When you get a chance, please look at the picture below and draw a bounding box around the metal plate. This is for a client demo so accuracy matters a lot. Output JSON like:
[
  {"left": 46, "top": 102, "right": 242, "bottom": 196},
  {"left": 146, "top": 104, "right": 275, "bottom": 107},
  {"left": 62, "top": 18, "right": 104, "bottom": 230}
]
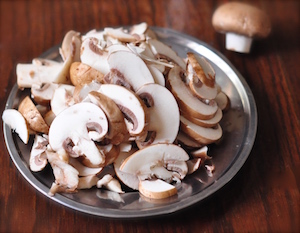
[{"left": 3, "top": 27, "right": 257, "bottom": 218}]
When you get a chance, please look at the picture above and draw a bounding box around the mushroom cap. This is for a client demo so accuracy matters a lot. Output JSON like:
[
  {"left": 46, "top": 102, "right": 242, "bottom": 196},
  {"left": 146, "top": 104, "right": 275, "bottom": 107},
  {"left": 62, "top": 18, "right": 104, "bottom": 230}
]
[{"left": 212, "top": 2, "right": 271, "bottom": 38}]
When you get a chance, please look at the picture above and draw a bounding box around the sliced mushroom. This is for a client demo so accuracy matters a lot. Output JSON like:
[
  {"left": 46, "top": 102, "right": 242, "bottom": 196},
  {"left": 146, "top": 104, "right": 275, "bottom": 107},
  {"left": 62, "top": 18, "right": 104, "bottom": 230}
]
[
  {"left": 181, "top": 107, "right": 223, "bottom": 128},
  {"left": 167, "top": 66, "right": 218, "bottom": 120},
  {"left": 139, "top": 179, "right": 177, "bottom": 199},
  {"left": 46, "top": 150, "right": 79, "bottom": 196},
  {"left": 180, "top": 116, "right": 222, "bottom": 145},
  {"left": 69, "top": 157, "right": 103, "bottom": 176},
  {"left": 114, "top": 148, "right": 139, "bottom": 190},
  {"left": 147, "top": 38, "right": 186, "bottom": 69},
  {"left": 98, "top": 84, "right": 148, "bottom": 136},
  {"left": 73, "top": 81, "right": 102, "bottom": 103},
  {"left": 69, "top": 62, "right": 104, "bottom": 86},
  {"left": 107, "top": 50, "right": 155, "bottom": 91},
  {"left": 18, "top": 96, "right": 49, "bottom": 134},
  {"left": 176, "top": 130, "right": 203, "bottom": 150},
  {"left": 2, "top": 109, "right": 29, "bottom": 144},
  {"left": 187, "top": 158, "right": 202, "bottom": 175},
  {"left": 59, "top": 30, "right": 81, "bottom": 62},
  {"left": 29, "top": 134, "right": 48, "bottom": 172},
  {"left": 97, "top": 174, "right": 124, "bottom": 193},
  {"left": 136, "top": 83, "right": 180, "bottom": 148},
  {"left": 48, "top": 102, "right": 109, "bottom": 167},
  {"left": 89, "top": 91, "right": 129, "bottom": 145},
  {"left": 77, "top": 175, "right": 99, "bottom": 189},
  {"left": 215, "top": 91, "right": 230, "bottom": 111},
  {"left": 80, "top": 37, "right": 110, "bottom": 75},
  {"left": 104, "top": 27, "right": 140, "bottom": 43},
  {"left": 31, "top": 83, "right": 58, "bottom": 106},
  {"left": 120, "top": 144, "right": 189, "bottom": 183},
  {"left": 50, "top": 84, "right": 75, "bottom": 116},
  {"left": 187, "top": 53, "right": 216, "bottom": 89}
]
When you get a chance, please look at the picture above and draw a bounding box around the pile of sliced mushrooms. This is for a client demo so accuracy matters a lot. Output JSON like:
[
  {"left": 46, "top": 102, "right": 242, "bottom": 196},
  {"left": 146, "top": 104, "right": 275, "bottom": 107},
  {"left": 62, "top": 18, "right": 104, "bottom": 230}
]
[{"left": 2, "top": 22, "right": 230, "bottom": 200}]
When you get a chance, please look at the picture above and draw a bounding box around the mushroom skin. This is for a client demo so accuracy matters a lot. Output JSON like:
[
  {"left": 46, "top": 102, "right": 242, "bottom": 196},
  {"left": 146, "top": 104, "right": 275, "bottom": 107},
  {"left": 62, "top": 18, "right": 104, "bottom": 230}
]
[
  {"left": 88, "top": 91, "right": 129, "bottom": 145},
  {"left": 18, "top": 96, "right": 49, "bottom": 134},
  {"left": 212, "top": 2, "right": 271, "bottom": 53}
]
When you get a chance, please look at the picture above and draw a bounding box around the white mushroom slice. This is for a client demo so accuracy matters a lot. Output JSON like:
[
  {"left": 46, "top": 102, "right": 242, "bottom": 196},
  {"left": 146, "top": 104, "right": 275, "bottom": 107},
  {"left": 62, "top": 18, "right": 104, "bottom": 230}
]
[
  {"left": 104, "top": 27, "right": 139, "bottom": 43},
  {"left": 69, "top": 158, "right": 102, "bottom": 176},
  {"left": 187, "top": 158, "right": 202, "bottom": 175},
  {"left": 46, "top": 150, "right": 79, "bottom": 196},
  {"left": 97, "top": 174, "right": 124, "bottom": 193},
  {"left": 99, "top": 84, "right": 147, "bottom": 136},
  {"left": 180, "top": 116, "right": 223, "bottom": 145},
  {"left": 215, "top": 91, "right": 230, "bottom": 111},
  {"left": 107, "top": 50, "right": 155, "bottom": 91},
  {"left": 49, "top": 102, "right": 109, "bottom": 167},
  {"left": 120, "top": 144, "right": 189, "bottom": 183},
  {"left": 82, "top": 29, "right": 106, "bottom": 43},
  {"left": 136, "top": 83, "right": 180, "bottom": 148},
  {"left": 129, "top": 22, "right": 148, "bottom": 36},
  {"left": 29, "top": 134, "right": 48, "bottom": 172},
  {"left": 73, "top": 81, "right": 102, "bottom": 103},
  {"left": 89, "top": 91, "right": 129, "bottom": 145},
  {"left": 191, "top": 146, "right": 212, "bottom": 161},
  {"left": 114, "top": 149, "right": 139, "bottom": 190},
  {"left": 181, "top": 107, "right": 223, "bottom": 128},
  {"left": 147, "top": 64, "right": 165, "bottom": 86},
  {"left": 168, "top": 66, "right": 218, "bottom": 120},
  {"left": 2, "top": 109, "right": 29, "bottom": 144},
  {"left": 18, "top": 96, "right": 49, "bottom": 134},
  {"left": 60, "top": 30, "right": 81, "bottom": 62},
  {"left": 147, "top": 39, "right": 186, "bottom": 69},
  {"left": 187, "top": 53, "right": 216, "bottom": 89},
  {"left": 176, "top": 131, "right": 203, "bottom": 149},
  {"left": 31, "top": 83, "right": 58, "bottom": 106},
  {"left": 32, "top": 58, "right": 61, "bottom": 66},
  {"left": 106, "top": 44, "right": 131, "bottom": 55},
  {"left": 80, "top": 37, "right": 110, "bottom": 75},
  {"left": 77, "top": 175, "right": 99, "bottom": 189},
  {"left": 139, "top": 179, "right": 177, "bottom": 199},
  {"left": 50, "top": 84, "right": 75, "bottom": 116}
]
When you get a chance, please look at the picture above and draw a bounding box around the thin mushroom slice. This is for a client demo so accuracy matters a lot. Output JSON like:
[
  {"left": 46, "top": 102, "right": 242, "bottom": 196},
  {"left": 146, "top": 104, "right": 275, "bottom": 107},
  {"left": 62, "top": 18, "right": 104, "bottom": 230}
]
[
  {"left": 69, "top": 158, "right": 103, "bottom": 177},
  {"left": 104, "top": 27, "right": 141, "bottom": 43},
  {"left": 18, "top": 96, "right": 49, "bottom": 134},
  {"left": 97, "top": 174, "right": 124, "bottom": 193},
  {"left": 2, "top": 109, "right": 29, "bottom": 144},
  {"left": 50, "top": 84, "right": 75, "bottom": 116},
  {"left": 107, "top": 50, "right": 155, "bottom": 91},
  {"left": 187, "top": 53, "right": 216, "bottom": 89},
  {"left": 139, "top": 179, "right": 177, "bottom": 199},
  {"left": 147, "top": 38, "right": 186, "bottom": 69},
  {"left": 48, "top": 102, "right": 109, "bottom": 167},
  {"left": 46, "top": 150, "right": 79, "bottom": 196},
  {"left": 180, "top": 116, "right": 223, "bottom": 145},
  {"left": 31, "top": 83, "right": 58, "bottom": 106},
  {"left": 77, "top": 175, "right": 99, "bottom": 189},
  {"left": 167, "top": 66, "right": 218, "bottom": 120},
  {"left": 80, "top": 37, "right": 110, "bottom": 75},
  {"left": 98, "top": 84, "right": 148, "bottom": 136},
  {"left": 136, "top": 83, "right": 180, "bottom": 148},
  {"left": 120, "top": 144, "right": 189, "bottom": 183},
  {"left": 59, "top": 30, "right": 81, "bottom": 62},
  {"left": 215, "top": 91, "right": 230, "bottom": 111},
  {"left": 181, "top": 107, "right": 223, "bottom": 128},
  {"left": 29, "top": 134, "right": 48, "bottom": 172}
]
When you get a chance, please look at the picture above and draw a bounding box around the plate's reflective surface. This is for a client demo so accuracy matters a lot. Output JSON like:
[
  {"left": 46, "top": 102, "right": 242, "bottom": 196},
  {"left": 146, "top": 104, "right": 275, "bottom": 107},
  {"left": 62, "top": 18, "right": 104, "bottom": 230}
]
[{"left": 3, "top": 27, "right": 257, "bottom": 218}]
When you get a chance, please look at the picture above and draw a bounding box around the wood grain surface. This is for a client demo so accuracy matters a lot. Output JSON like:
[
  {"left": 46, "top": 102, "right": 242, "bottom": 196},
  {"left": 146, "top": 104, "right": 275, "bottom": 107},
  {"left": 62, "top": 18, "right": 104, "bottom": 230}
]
[{"left": 0, "top": 0, "right": 299, "bottom": 232}]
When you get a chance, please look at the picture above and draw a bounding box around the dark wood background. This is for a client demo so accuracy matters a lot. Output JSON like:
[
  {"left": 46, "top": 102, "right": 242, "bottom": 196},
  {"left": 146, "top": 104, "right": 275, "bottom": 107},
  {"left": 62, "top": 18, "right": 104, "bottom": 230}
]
[{"left": 0, "top": 0, "right": 299, "bottom": 232}]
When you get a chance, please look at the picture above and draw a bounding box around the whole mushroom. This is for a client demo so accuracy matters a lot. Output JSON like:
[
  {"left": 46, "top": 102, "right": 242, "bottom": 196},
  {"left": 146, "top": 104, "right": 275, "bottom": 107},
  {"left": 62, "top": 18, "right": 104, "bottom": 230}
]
[{"left": 212, "top": 2, "right": 271, "bottom": 53}]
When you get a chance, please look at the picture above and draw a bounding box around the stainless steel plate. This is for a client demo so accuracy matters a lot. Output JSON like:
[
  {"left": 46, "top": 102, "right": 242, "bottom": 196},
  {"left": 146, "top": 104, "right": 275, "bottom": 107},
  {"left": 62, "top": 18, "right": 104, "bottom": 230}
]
[{"left": 3, "top": 27, "right": 257, "bottom": 218}]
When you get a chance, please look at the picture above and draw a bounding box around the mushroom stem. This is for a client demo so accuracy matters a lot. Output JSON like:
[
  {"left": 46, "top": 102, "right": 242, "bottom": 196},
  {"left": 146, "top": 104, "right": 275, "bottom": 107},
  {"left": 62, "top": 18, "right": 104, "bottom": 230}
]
[{"left": 225, "top": 33, "right": 253, "bottom": 53}]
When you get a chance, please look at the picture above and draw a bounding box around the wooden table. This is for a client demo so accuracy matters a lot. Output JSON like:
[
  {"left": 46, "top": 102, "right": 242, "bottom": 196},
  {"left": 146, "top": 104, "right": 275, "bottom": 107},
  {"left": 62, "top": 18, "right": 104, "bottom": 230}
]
[{"left": 1, "top": 0, "right": 299, "bottom": 232}]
